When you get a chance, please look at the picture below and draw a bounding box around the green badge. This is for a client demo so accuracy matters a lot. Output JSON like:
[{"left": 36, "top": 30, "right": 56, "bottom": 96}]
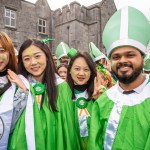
[
  {"left": 33, "top": 83, "right": 45, "bottom": 95},
  {"left": 76, "top": 97, "right": 88, "bottom": 109}
]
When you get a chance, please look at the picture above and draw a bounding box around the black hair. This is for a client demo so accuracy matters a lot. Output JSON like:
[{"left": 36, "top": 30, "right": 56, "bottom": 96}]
[
  {"left": 18, "top": 39, "right": 57, "bottom": 111},
  {"left": 67, "top": 51, "right": 97, "bottom": 99}
]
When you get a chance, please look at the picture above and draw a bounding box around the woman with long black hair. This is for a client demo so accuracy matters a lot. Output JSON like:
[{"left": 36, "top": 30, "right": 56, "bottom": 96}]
[
  {"left": 8, "top": 39, "right": 76, "bottom": 150},
  {"left": 67, "top": 50, "right": 102, "bottom": 150}
]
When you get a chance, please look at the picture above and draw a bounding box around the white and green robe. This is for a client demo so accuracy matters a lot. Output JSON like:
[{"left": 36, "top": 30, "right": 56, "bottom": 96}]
[
  {"left": 0, "top": 75, "right": 29, "bottom": 150},
  {"left": 8, "top": 75, "right": 76, "bottom": 150},
  {"left": 89, "top": 75, "right": 150, "bottom": 150},
  {"left": 73, "top": 89, "right": 93, "bottom": 150}
]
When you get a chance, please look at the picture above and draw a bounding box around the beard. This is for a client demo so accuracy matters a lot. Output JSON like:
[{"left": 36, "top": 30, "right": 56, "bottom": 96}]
[{"left": 112, "top": 63, "right": 143, "bottom": 84}]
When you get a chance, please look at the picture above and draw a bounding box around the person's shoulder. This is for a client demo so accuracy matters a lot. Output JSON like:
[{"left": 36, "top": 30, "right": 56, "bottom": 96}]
[
  {"left": 55, "top": 74, "right": 70, "bottom": 89},
  {"left": 95, "top": 85, "right": 117, "bottom": 105},
  {"left": 55, "top": 74, "right": 65, "bottom": 86}
]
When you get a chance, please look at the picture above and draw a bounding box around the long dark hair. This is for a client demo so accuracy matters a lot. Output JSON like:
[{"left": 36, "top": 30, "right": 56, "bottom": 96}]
[
  {"left": 18, "top": 39, "right": 57, "bottom": 111},
  {"left": 67, "top": 51, "right": 97, "bottom": 99}
]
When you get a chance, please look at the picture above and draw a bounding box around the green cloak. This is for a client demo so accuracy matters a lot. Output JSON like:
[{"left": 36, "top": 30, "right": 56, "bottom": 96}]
[
  {"left": 8, "top": 80, "right": 77, "bottom": 150},
  {"left": 88, "top": 76, "right": 150, "bottom": 150}
]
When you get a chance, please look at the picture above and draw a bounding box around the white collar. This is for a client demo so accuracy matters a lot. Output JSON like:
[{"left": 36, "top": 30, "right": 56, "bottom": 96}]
[{"left": 117, "top": 74, "right": 149, "bottom": 94}]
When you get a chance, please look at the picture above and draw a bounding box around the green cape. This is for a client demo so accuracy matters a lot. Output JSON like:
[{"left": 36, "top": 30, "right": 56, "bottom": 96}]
[
  {"left": 8, "top": 81, "right": 77, "bottom": 150},
  {"left": 88, "top": 80, "right": 150, "bottom": 150}
]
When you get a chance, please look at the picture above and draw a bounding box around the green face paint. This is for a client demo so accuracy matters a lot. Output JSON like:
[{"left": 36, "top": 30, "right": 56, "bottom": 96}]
[
  {"left": 36, "top": 60, "right": 44, "bottom": 65},
  {"left": 70, "top": 69, "right": 74, "bottom": 76},
  {"left": 111, "top": 61, "right": 115, "bottom": 67},
  {"left": 26, "top": 48, "right": 33, "bottom": 56},
  {"left": 2, "top": 54, "right": 6, "bottom": 61},
  {"left": 88, "top": 72, "right": 91, "bottom": 77}
]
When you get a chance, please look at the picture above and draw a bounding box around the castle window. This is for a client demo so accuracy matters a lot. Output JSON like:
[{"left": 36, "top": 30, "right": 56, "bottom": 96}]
[
  {"left": 38, "top": 19, "right": 46, "bottom": 34},
  {"left": 5, "top": 8, "right": 16, "bottom": 28}
]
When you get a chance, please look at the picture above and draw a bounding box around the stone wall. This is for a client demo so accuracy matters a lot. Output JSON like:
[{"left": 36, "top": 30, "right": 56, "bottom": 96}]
[
  {"left": 52, "top": 0, "right": 116, "bottom": 53},
  {"left": 0, "top": 0, "right": 51, "bottom": 50},
  {"left": 0, "top": 0, "right": 116, "bottom": 53}
]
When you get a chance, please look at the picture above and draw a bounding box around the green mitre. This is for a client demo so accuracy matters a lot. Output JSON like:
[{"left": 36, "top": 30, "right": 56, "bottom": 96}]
[
  {"left": 89, "top": 42, "right": 107, "bottom": 62},
  {"left": 144, "top": 53, "right": 150, "bottom": 71},
  {"left": 56, "top": 42, "right": 70, "bottom": 59},
  {"left": 102, "top": 6, "right": 150, "bottom": 57}
]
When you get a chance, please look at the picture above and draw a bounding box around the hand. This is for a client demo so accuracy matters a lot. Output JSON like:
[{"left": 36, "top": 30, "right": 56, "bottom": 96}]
[
  {"left": 92, "top": 71, "right": 104, "bottom": 100},
  {"left": 7, "top": 69, "right": 27, "bottom": 91}
]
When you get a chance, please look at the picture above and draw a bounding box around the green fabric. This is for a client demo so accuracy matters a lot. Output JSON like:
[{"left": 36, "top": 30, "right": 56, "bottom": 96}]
[
  {"left": 8, "top": 82, "right": 77, "bottom": 150},
  {"left": 89, "top": 42, "right": 106, "bottom": 62},
  {"left": 102, "top": 6, "right": 150, "bottom": 57},
  {"left": 88, "top": 93, "right": 150, "bottom": 150},
  {"left": 56, "top": 42, "right": 70, "bottom": 59},
  {"left": 144, "top": 54, "right": 150, "bottom": 71},
  {"left": 67, "top": 48, "right": 78, "bottom": 58},
  {"left": 74, "top": 90, "right": 94, "bottom": 150}
]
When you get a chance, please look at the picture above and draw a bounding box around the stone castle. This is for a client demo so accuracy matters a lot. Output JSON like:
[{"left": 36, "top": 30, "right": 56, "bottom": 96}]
[{"left": 0, "top": 0, "right": 116, "bottom": 53}]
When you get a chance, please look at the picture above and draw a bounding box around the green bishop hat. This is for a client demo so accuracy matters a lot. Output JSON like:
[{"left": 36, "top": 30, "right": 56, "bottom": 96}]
[
  {"left": 56, "top": 42, "right": 70, "bottom": 59},
  {"left": 89, "top": 42, "right": 107, "bottom": 62},
  {"left": 102, "top": 6, "right": 150, "bottom": 57},
  {"left": 144, "top": 53, "right": 150, "bottom": 71}
]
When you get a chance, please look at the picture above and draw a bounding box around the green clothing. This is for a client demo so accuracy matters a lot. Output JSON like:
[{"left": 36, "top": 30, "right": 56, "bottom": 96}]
[
  {"left": 74, "top": 90, "right": 94, "bottom": 150},
  {"left": 89, "top": 75, "right": 150, "bottom": 150},
  {"left": 8, "top": 80, "right": 76, "bottom": 150}
]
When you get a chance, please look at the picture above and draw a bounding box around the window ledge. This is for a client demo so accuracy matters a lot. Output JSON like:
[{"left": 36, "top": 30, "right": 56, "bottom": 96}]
[{"left": 5, "top": 26, "right": 17, "bottom": 31}]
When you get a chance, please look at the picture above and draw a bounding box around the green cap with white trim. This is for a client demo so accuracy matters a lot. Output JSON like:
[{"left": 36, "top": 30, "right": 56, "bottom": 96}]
[
  {"left": 144, "top": 53, "right": 150, "bottom": 71},
  {"left": 89, "top": 42, "right": 107, "bottom": 62},
  {"left": 56, "top": 42, "right": 70, "bottom": 59},
  {"left": 102, "top": 6, "right": 150, "bottom": 57}
]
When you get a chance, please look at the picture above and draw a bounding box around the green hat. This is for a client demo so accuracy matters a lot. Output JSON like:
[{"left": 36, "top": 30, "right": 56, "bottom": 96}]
[
  {"left": 89, "top": 42, "right": 107, "bottom": 62},
  {"left": 103, "top": 6, "right": 150, "bottom": 57},
  {"left": 67, "top": 48, "right": 78, "bottom": 58},
  {"left": 41, "top": 38, "right": 55, "bottom": 43},
  {"left": 144, "top": 53, "right": 150, "bottom": 71},
  {"left": 56, "top": 42, "right": 70, "bottom": 59}
]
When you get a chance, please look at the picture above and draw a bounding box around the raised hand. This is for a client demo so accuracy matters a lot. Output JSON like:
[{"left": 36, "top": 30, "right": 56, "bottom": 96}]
[
  {"left": 7, "top": 69, "right": 27, "bottom": 91},
  {"left": 92, "top": 71, "right": 104, "bottom": 100}
]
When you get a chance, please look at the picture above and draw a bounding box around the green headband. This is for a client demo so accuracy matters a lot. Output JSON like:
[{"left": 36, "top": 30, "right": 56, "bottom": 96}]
[{"left": 41, "top": 38, "right": 55, "bottom": 43}]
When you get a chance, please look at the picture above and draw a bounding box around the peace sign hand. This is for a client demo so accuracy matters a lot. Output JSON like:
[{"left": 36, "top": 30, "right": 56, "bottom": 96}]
[{"left": 92, "top": 71, "right": 104, "bottom": 100}]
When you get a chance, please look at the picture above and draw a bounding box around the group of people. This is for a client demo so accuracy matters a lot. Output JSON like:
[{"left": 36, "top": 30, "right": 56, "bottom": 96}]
[{"left": 0, "top": 6, "right": 150, "bottom": 150}]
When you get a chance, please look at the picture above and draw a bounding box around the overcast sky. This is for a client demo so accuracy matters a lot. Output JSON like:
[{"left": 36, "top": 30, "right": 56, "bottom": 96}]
[{"left": 26, "top": 0, "right": 150, "bottom": 21}]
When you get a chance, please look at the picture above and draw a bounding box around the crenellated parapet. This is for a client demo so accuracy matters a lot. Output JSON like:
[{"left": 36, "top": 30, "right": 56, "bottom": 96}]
[{"left": 53, "top": 1, "right": 101, "bottom": 27}]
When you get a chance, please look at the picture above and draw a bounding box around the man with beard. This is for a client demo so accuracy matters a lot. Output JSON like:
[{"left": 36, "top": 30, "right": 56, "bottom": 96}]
[{"left": 88, "top": 6, "right": 150, "bottom": 150}]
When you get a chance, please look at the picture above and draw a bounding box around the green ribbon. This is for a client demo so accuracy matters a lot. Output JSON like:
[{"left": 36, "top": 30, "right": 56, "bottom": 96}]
[
  {"left": 76, "top": 97, "right": 88, "bottom": 109},
  {"left": 33, "top": 83, "right": 45, "bottom": 95}
]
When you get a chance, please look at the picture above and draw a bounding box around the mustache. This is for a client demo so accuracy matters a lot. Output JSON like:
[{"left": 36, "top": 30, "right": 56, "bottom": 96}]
[{"left": 116, "top": 63, "right": 133, "bottom": 70}]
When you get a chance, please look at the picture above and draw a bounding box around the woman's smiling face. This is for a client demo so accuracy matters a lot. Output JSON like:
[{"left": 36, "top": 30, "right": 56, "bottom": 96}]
[
  {"left": 70, "top": 57, "right": 91, "bottom": 85},
  {"left": 22, "top": 45, "right": 47, "bottom": 81}
]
